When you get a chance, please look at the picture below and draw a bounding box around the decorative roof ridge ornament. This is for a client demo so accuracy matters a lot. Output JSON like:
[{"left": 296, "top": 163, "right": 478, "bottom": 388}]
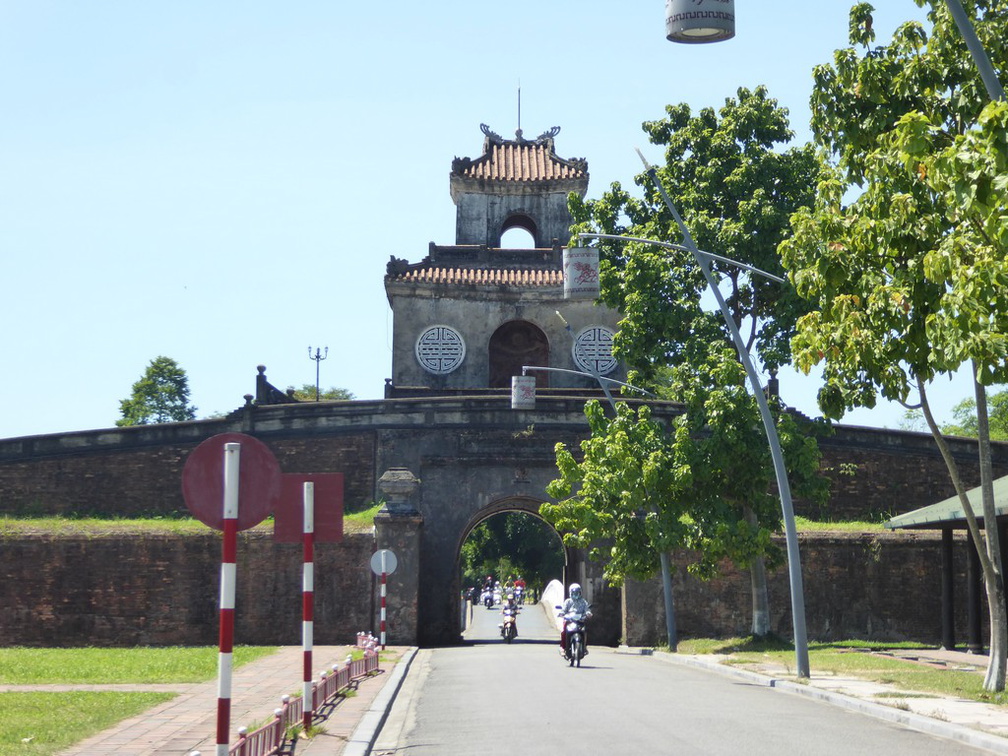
[
  {"left": 535, "top": 126, "right": 561, "bottom": 144},
  {"left": 480, "top": 122, "right": 562, "bottom": 146},
  {"left": 480, "top": 123, "right": 504, "bottom": 145}
]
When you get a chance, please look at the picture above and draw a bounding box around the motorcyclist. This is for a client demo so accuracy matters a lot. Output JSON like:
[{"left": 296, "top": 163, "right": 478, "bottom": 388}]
[
  {"left": 501, "top": 592, "right": 519, "bottom": 638},
  {"left": 558, "top": 583, "right": 591, "bottom": 657}
]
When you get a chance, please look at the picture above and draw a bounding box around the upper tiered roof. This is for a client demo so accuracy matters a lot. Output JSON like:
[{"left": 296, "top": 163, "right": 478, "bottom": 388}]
[{"left": 450, "top": 124, "right": 588, "bottom": 186}]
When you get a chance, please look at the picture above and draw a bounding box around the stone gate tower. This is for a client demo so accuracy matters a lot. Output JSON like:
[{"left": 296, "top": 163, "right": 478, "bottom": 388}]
[{"left": 384, "top": 124, "right": 624, "bottom": 395}]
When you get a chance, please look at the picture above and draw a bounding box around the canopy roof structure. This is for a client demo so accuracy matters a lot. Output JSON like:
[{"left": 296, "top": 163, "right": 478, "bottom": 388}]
[{"left": 886, "top": 475, "right": 1008, "bottom": 530}]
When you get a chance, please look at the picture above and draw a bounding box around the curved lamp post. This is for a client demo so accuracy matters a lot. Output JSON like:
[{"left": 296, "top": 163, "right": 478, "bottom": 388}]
[
  {"left": 570, "top": 149, "right": 810, "bottom": 677},
  {"left": 660, "top": 0, "right": 1007, "bottom": 679}
]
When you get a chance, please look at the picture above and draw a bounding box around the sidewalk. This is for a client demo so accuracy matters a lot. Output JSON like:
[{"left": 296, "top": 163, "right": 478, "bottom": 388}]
[{"left": 49, "top": 645, "right": 410, "bottom": 756}]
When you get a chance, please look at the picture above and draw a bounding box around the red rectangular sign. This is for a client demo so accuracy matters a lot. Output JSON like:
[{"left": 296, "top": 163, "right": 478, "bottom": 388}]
[{"left": 274, "top": 473, "right": 344, "bottom": 543}]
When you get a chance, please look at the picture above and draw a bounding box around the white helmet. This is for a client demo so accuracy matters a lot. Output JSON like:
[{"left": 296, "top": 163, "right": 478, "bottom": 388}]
[{"left": 569, "top": 583, "right": 582, "bottom": 599}]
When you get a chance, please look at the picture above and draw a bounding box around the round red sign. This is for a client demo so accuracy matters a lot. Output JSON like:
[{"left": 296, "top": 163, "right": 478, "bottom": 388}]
[{"left": 181, "top": 433, "right": 281, "bottom": 531}]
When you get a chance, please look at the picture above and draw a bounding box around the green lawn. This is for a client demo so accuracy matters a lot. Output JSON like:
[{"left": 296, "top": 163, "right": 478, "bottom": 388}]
[
  {"left": 0, "top": 690, "right": 174, "bottom": 756},
  {"left": 676, "top": 636, "right": 1008, "bottom": 705},
  {"left": 0, "top": 646, "right": 277, "bottom": 756}
]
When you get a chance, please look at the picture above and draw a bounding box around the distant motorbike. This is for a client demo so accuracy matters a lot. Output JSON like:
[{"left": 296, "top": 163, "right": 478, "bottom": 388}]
[
  {"left": 500, "top": 605, "right": 518, "bottom": 643},
  {"left": 557, "top": 605, "right": 591, "bottom": 667},
  {"left": 482, "top": 590, "right": 494, "bottom": 608}
]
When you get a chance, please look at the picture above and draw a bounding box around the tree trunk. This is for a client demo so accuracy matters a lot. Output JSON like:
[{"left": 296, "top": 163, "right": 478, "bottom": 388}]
[
  {"left": 974, "top": 377, "right": 1007, "bottom": 691},
  {"left": 745, "top": 506, "right": 771, "bottom": 637},
  {"left": 660, "top": 551, "right": 678, "bottom": 651},
  {"left": 919, "top": 375, "right": 1006, "bottom": 692}
]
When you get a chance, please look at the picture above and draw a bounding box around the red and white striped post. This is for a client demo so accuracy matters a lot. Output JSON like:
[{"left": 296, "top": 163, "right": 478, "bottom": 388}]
[
  {"left": 301, "top": 481, "right": 315, "bottom": 731},
  {"left": 379, "top": 550, "right": 387, "bottom": 651},
  {"left": 216, "top": 442, "right": 241, "bottom": 756}
]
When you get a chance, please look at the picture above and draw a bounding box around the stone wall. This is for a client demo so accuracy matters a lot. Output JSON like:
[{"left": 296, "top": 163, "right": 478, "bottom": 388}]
[
  {"left": 623, "top": 531, "right": 971, "bottom": 647},
  {"left": 0, "top": 530, "right": 376, "bottom": 647},
  {"left": 0, "top": 529, "right": 975, "bottom": 648}
]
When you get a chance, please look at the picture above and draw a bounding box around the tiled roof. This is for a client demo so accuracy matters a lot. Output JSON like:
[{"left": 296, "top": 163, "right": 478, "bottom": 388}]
[
  {"left": 451, "top": 124, "right": 588, "bottom": 184},
  {"left": 393, "top": 267, "right": 562, "bottom": 287},
  {"left": 456, "top": 141, "right": 587, "bottom": 183}
]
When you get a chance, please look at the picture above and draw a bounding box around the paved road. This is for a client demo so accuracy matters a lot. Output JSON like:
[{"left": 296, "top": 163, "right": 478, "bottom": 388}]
[{"left": 372, "top": 601, "right": 989, "bottom": 755}]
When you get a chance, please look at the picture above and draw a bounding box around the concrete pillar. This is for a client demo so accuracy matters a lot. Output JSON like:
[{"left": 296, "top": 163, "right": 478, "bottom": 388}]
[{"left": 374, "top": 468, "right": 423, "bottom": 645}]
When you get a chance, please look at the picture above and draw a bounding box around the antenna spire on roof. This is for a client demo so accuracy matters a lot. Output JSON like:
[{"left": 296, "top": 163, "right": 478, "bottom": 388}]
[{"left": 516, "top": 82, "right": 522, "bottom": 141}]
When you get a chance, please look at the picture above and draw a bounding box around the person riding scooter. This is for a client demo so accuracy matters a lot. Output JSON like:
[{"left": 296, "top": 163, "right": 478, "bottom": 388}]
[
  {"left": 500, "top": 592, "right": 520, "bottom": 640},
  {"left": 558, "top": 583, "right": 591, "bottom": 658}
]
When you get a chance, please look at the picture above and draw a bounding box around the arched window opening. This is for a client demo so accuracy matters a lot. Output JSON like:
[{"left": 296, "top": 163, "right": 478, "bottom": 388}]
[
  {"left": 500, "top": 214, "right": 538, "bottom": 248},
  {"left": 489, "top": 321, "right": 549, "bottom": 388}
]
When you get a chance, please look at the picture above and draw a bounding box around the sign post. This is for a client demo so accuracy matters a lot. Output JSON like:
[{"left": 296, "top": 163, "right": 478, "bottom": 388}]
[
  {"left": 369, "top": 549, "right": 398, "bottom": 650},
  {"left": 181, "top": 433, "right": 280, "bottom": 754},
  {"left": 215, "top": 442, "right": 240, "bottom": 756},
  {"left": 302, "top": 481, "right": 315, "bottom": 731}
]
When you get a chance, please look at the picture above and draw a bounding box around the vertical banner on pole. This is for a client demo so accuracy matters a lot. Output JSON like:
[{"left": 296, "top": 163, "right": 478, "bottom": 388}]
[
  {"left": 216, "top": 442, "right": 240, "bottom": 756},
  {"left": 302, "top": 481, "right": 315, "bottom": 731}
]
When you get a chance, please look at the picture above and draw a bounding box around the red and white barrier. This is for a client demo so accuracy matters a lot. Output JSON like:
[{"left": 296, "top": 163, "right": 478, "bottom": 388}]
[
  {"left": 301, "top": 481, "right": 315, "bottom": 731},
  {"left": 216, "top": 442, "right": 241, "bottom": 756}
]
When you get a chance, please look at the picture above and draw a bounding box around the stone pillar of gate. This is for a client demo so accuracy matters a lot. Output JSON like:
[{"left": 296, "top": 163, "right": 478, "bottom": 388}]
[{"left": 374, "top": 468, "right": 423, "bottom": 645}]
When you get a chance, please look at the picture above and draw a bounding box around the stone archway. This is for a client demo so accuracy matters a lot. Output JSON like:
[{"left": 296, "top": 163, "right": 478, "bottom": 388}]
[
  {"left": 488, "top": 321, "right": 549, "bottom": 388},
  {"left": 450, "top": 496, "right": 575, "bottom": 641}
]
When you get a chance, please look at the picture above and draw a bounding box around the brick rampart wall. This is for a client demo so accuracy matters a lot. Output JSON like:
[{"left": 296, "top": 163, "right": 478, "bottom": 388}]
[
  {"left": 0, "top": 531, "right": 376, "bottom": 647},
  {"left": 1, "top": 530, "right": 970, "bottom": 647},
  {"left": 624, "top": 531, "right": 971, "bottom": 647}
]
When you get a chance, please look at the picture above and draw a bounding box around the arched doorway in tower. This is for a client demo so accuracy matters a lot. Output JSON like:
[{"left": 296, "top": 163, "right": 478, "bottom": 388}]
[{"left": 488, "top": 320, "right": 549, "bottom": 388}]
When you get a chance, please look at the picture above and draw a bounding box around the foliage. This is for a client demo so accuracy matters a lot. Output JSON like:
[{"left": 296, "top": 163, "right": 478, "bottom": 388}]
[
  {"left": 544, "top": 401, "right": 692, "bottom": 583},
  {"left": 785, "top": 2, "right": 1008, "bottom": 415},
  {"left": 941, "top": 388, "right": 1008, "bottom": 440},
  {"left": 569, "top": 85, "right": 826, "bottom": 379},
  {"left": 285, "top": 383, "right": 355, "bottom": 401},
  {"left": 543, "top": 357, "right": 828, "bottom": 587},
  {"left": 116, "top": 356, "right": 197, "bottom": 426},
  {"left": 561, "top": 87, "right": 829, "bottom": 602},
  {"left": 781, "top": 0, "right": 1008, "bottom": 690},
  {"left": 458, "top": 511, "right": 565, "bottom": 594}
]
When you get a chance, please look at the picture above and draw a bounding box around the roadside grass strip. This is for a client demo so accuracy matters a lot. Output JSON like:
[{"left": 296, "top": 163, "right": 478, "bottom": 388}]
[{"left": 0, "top": 690, "right": 174, "bottom": 756}]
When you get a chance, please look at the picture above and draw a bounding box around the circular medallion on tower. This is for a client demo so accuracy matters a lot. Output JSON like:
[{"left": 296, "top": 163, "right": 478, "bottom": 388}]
[
  {"left": 572, "top": 325, "right": 617, "bottom": 376},
  {"left": 416, "top": 325, "right": 466, "bottom": 374}
]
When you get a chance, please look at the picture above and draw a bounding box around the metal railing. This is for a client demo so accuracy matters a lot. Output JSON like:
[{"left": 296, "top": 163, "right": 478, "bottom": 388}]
[{"left": 193, "top": 636, "right": 381, "bottom": 756}]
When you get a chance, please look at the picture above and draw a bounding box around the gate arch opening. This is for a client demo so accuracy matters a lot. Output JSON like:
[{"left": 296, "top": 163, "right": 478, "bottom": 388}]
[{"left": 453, "top": 498, "right": 574, "bottom": 642}]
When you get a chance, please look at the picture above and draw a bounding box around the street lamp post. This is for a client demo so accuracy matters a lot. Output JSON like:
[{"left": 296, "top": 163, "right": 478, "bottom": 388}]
[
  {"left": 659, "top": 0, "right": 1007, "bottom": 681},
  {"left": 570, "top": 150, "right": 811, "bottom": 677},
  {"left": 308, "top": 346, "right": 328, "bottom": 402}
]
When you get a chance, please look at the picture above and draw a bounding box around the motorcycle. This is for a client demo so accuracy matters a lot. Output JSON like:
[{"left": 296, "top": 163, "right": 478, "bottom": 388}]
[
  {"left": 500, "top": 604, "right": 518, "bottom": 643},
  {"left": 557, "top": 605, "right": 591, "bottom": 667},
  {"left": 482, "top": 589, "right": 494, "bottom": 608}
]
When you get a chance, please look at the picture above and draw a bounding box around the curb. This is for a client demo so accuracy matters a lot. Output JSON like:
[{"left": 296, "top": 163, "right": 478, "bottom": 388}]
[
  {"left": 342, "top": 647, "right": 418, "bottom": 756},
  {"left": 632, "top": 648, "right": 1008, "bottom": 755}
]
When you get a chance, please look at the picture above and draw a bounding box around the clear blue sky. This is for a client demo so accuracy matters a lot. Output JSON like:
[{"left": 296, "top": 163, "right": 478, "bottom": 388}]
[{"left": 2, "top": 1, "right": 973, "bottom": 439}]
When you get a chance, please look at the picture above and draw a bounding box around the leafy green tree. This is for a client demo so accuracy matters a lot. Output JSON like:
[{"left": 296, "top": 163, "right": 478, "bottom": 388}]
[
  {"left": 781, "top": 1, "right": 1008, "bottom": 690},
  {"left": 117, "top": 356, "right": 197, "bottom": 426},
  {"left": 564, "top": 86, "right": 829, "bottom": 636},
  {"left": 942, "top": 389, "right": 1008, "bottom": 440},
  {"left": 544, "top": 401, "right": 694, "bottom": 586},
  {"left": 285, "top": 384, "right": 355, "bottom": 402}
]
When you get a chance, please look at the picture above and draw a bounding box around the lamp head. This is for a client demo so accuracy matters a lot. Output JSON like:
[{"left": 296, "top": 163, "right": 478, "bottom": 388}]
[{"left": 665, "top": 0, "right": 735, "bottom": 44}]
